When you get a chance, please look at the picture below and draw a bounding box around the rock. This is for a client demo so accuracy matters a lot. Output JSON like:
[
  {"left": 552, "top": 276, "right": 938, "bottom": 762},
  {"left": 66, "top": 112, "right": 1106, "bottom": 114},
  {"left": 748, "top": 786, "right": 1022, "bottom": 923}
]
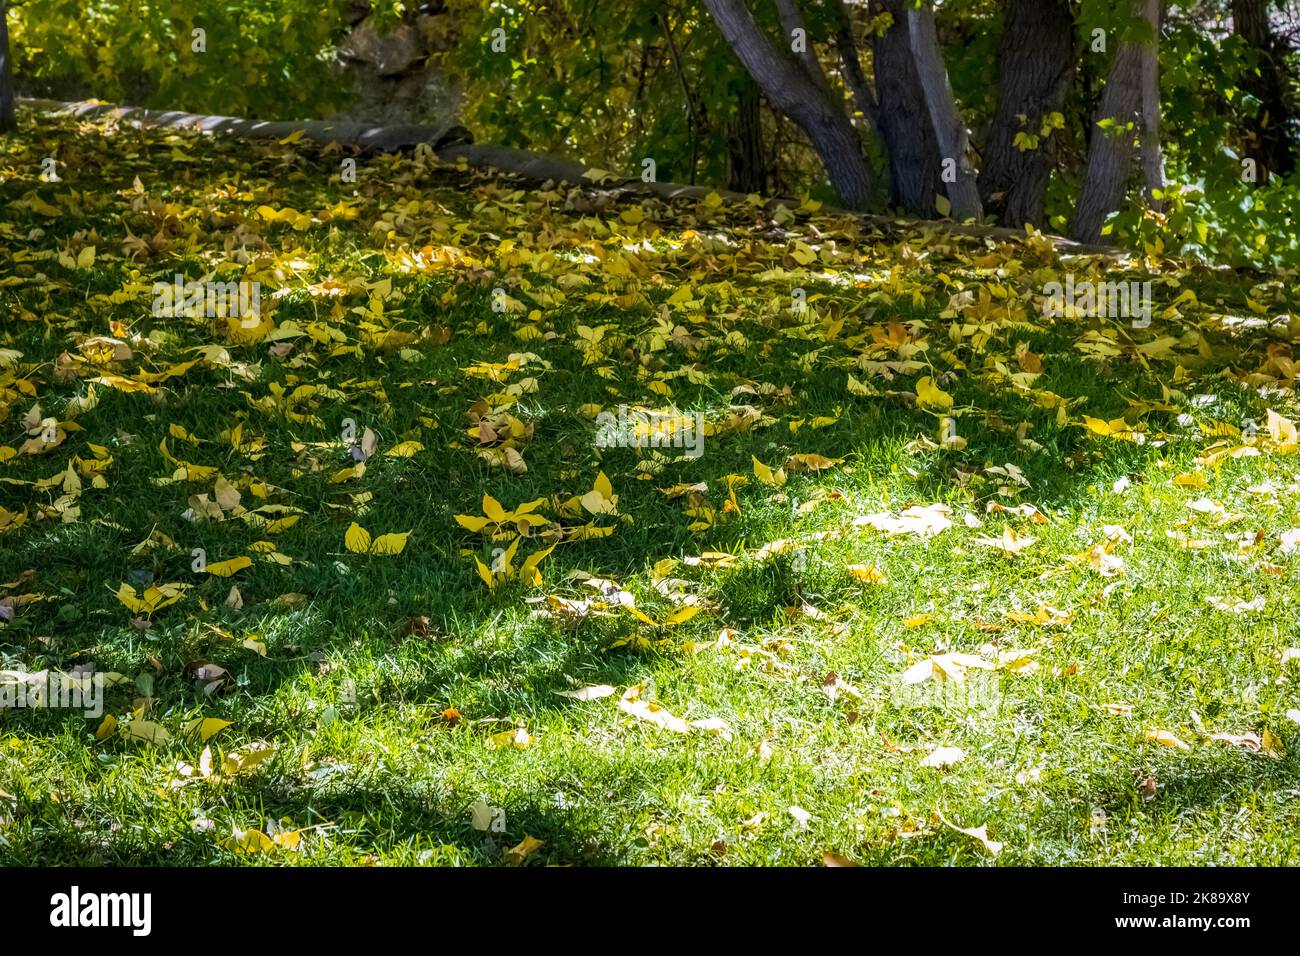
[
  {"left": 342, "top": 17, "right": 424, "bottom": 76},
  {"left": 415, "top": 13, "right": 456, "bottom": 53}
]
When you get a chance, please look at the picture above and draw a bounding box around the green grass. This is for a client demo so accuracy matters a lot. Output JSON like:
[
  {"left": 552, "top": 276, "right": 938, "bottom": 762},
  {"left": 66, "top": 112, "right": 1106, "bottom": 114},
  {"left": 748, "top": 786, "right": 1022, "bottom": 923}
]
[{"left": 1, "top": 108, "right": 1299, "bottom": 865}]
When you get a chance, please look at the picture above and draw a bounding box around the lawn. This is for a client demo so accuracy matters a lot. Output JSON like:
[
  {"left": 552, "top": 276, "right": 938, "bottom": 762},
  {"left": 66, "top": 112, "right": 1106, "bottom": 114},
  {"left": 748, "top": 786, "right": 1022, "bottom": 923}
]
[{"left": 1, "top": 108, "right": 1299, "bottom": 866}]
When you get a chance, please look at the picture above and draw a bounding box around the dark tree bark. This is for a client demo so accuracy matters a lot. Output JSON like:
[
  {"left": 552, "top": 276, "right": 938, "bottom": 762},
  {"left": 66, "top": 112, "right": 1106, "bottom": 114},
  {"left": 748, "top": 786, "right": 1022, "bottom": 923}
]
[
  {"left": 0, "top": 0, "right": 17, "bottom": 134},
  {"left": 872, "top": 0, "right": 942, "bottom": 216},
  {"left": 1232, "top": 0, "right": 1296, "bottom": 179},
  {"left": 827, "top": 0, "right": 879, "bottom": 133},
  {"left": 1138, "top": 0, "right": 1165, "bottom": 210},
  {"left": 979, "top": 0, "right": 1077, "bottom": 227},
  {"left": 905, "top": 0, "right": 982, "bottom": 219},
  {"left": 774, "top": 0, "right": 831, "bottom": 95},
  {"left": 727, "top": 76, "right": 769, "bottom": 193},
  {"left": 1070, "top": 5, "right": 1150, "bottom": 243},
  {"left": 703, "top": 0, "right": 875, "bottom": 209}
]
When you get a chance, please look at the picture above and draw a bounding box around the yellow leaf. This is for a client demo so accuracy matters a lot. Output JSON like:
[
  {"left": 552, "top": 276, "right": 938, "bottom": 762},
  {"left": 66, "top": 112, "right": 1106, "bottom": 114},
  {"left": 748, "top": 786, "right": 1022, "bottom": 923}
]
[
  {"left": 1262, "top": 728, "right": 1285, "bottom": 757},
  {"left": 498, "top": 536, "right": 520, "bottom": 575},
  {"left": 488, "top": 727, "right": 534, "bottom": 749},
  {"left": 240, "top": 505, "right": 302, "bottom": 534},
  {"left": 456, "top": 514, "right": 490, "bottom": 532},
  {"left": 222, "top": 742, "right": 274, "bottom": 775},
  {"left": 518, "top": 543, "right": 555, "bottom": 586},
  {"left": 973, "top": 527, "right": 1037, "bottom": 556},
  {"left": 30, "top": 195, "right": 62, "bottom": 216},
  {"left": 475, "top": 557, "right": 496, "bottom": 589},
  {"left": 580, "top": 471, "right": 619, "bottom": 515},
  {"left": 94, "top": 713, "right": 118, "bottom": 740},
  {"left": 618, "top": 683, "right": 690, "bottom": 732},
  {"left": 89, "top": 373, "right": 154, "bottom": 393},
  {"left": 847, "top": 373, "right": 876, "bottom": 397},
  {"left": 617, "top": 682, "right": 728, "bottom": 735},
  {"left": 222, "top": 828, "right": 275, "bottom": 854},
  {"left": 329, "top": 462, "right": 366, "bottom": 483},
  {"left": 752, "top": 456, "right": 787, "bottom": 487},
  {"left": 902, "top": 653, "right": 994, "bottom": 685},
  {"left": 847, "top": 564, "right": 888, "bottom": 584},
  {"left": 664, "top": 605, "right": 702, "bottom": 626},
  {"left": 114, "top": 582, "right": 190, "bottom": 615},
  {"left": 482, "top": 494, "right": 507, "bottom": 523},
  {"left": 115, "top": 582, "right": 147, "bottom": 614},
  {"left": 1145, "top": 728, "right": 1191, "bottom": 750},
  {"left": 344, "top": 522, "right": 373, "bottom": 553},
  {"left": 369, "top": 531, "right": 410, "bottom": 556},
  {"left": 624, "top": 605, "right": 656, "bottom": 626},
  {"left": 385, "top": 441, "right": 424, "bottom": 458},
  {"left": 1081, "top": 416, "right": 1143, "bottom": 443},
  {"left": 784, "top": 453, "right": 841, "bottom": 472},
  {"left": 273, "top": 829, "right": 302, "bottom": 850},
  {"left": 185, "top": 717, "right": 232, "bottom": 741},
  {"left": 915, "top": 376, "right": 953, "bottom": 413},
  {"left": 503, "top": 834, "right": 545, "bottom": 865},
  {"left": 205, "top": 556, "right": 252, "bottom": 577}
]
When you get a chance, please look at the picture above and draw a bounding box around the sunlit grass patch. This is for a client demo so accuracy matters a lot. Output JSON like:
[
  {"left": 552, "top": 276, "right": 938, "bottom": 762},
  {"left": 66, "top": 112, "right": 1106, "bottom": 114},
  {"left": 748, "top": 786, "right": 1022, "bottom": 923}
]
[{"left": 1, "top": 111, "right": 1299, "bottom": 865}]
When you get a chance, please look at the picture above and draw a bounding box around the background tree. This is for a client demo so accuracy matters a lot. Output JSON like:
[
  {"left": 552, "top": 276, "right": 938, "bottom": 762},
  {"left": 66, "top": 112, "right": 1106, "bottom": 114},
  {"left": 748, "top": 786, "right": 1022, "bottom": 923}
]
[
  {"left": 704, "top": 0, "right": 981, "bottom": 217},
  {"left": 0, "top": 0, "right": 16, "bottom": 133},
  {"left": 901, "top": 0, "right": 982, "bottom": 218},
  {"left": 702, "top": 0, "right": 875, "bottom": 207},
  {"left": 978, "top": 0, "right": 1077, "bottom": 227},
  {"left": 871, "top": 0, "right": 942, "bottom": 215},
  {"left": 1232, "top": 0, "right": 1297, "bottom": 179},
  {"left": 1072, "top": 0, "right": 1162, "bottom": 243},
  {"left": 1138, "top": 0, "right": 1165, "bottom": 210}
]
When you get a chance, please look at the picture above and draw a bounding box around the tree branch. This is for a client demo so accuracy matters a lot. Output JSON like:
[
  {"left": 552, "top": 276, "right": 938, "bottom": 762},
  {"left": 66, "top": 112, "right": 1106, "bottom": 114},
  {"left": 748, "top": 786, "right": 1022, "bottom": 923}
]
[
  {"left": 773, "top": 0, "right": 831, "bottom": 94},
  {"left": 826, "top": 0, "right": 880, "bottom": 133}
]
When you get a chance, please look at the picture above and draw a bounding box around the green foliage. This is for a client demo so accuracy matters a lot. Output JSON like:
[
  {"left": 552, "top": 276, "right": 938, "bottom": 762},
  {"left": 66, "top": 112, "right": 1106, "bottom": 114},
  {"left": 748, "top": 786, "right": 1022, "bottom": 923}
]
[
  {"left": 11, "top": 0, "right": 363, "bottom": 119},
  {"left": 442, "top": 0, "right": 753, "bottom": 185}
]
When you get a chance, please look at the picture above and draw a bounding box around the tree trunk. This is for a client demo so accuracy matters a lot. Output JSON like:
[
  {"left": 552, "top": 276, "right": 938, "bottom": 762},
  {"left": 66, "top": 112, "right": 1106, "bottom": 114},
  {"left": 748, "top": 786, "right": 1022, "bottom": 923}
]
[
  {"left": 1138, "top": 0, "right": 1164, "bottom": 211},
  {"left": 1070, "top": 6, "right": 1148, "bottom": 243},
  {"left": 872, "top": 0, "right": 942, "bottom": 216},
  {"left": 0, "top": 0, "right": 16, "bottom": 134},
  {"left": 1232, "top": 0, "right": 1296, "bottom": 179},
  {"left": 774, "top": 0, "right": 831, "bottom": 95},
  {"left": 703, "top": 0, "right": 875, "bottom": 209},
  {"left": 979, "top": 0, "right": 1076, "bottom": 228},
  {"left": 727, "top": 77, "right": 769, "bottom": 194},
  {"left": 905, "top": 1, "right": 982, "bottom": 219}
]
